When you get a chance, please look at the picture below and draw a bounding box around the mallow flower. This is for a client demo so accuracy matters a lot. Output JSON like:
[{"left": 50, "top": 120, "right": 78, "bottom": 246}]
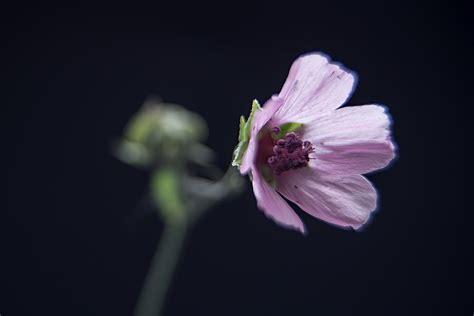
[{"left": 233, "top": 53, "right": 396, "bottom": 233}]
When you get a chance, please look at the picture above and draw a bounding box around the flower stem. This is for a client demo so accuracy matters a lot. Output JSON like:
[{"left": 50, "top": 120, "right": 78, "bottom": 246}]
[
  {"left": 133, "top": 166, "right": 245, "bottom": 316},
  {"left": 133, "top": 222, "right": 187, "bottom": 316}
]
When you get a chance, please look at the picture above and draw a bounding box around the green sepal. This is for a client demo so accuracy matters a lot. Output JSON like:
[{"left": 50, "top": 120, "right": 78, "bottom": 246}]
[
  {"left": 232, "top": 99, "right": 261, "bottom": 167},
  {"left": 273, "top": 122, "right": 304, "bottom": 140},
  {"left": 238, "top": 115, "right": 247, "bottom": 142}
]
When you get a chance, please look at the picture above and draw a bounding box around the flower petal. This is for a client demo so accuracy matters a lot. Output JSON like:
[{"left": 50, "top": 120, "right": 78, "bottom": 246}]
[
  {"left": 305, "top": 104, "right": 395, "bottom": 175},
  {"left": 251, "top": 167, "right": 306, "bottom": 233},
  {"left": 277, "top": 168, "right": 377, "bottom": 229},
  {"left": 274, "top": 52, "right": 357, "bottom": 124},
  {"left": 240, "top": 96, "right": 284, "bottom": 175}
]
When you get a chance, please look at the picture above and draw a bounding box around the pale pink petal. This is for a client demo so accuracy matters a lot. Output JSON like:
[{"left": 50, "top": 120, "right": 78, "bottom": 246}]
[
  {"left": 277, "top": 168, "right": 377, "bottom": 229},
  {"left": 311, "top": 142, "right": 394, "bottom": 175},
  {"left": 305, "top": 104, "right": 395, "bottom": 175},
  {"left": 240, "top": 96, "right": 284, "bottom": 175},
  {"left": 251, "top": 167, "right": 306, "bottom": 233},
  {"left": 273, "top": 53, "right": 357, "bottom": 124}
]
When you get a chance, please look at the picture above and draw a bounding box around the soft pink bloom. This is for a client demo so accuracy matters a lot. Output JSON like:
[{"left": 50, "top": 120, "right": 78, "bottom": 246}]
[{"left": 241, "top": 53, "right": 396, "bottom": 233}]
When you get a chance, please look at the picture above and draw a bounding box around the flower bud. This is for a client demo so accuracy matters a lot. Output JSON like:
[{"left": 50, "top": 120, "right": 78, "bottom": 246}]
[{"left": 115, "top": 97, "right": 208, "bottom": 167}]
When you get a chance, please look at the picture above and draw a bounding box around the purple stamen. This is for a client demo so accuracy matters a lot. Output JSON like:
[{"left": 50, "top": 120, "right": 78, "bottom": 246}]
[{"left": 267, "top": 132, "right": 315, "bottom": 175}]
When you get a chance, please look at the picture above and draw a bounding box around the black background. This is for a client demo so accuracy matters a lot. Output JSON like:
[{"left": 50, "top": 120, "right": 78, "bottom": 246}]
[{"left": 2, "top": 1, "right": 471, "bottom": 315}]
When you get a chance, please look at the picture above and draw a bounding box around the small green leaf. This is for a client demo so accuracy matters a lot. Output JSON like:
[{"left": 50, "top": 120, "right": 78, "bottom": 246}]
[
  {"left": 232, "top": 100, "right": 262, "bottom": 167},
  {"left": 273, "top": 122, "right": 304, "bottom": 139}
]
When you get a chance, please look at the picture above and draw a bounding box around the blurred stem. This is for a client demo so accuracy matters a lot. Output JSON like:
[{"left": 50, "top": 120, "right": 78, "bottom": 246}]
[
  {"left": 133, "top": 165, "right": 244, "bottom": 316},
  {"left": 133, "top": 221, "right": 187, "bottom": 316}
]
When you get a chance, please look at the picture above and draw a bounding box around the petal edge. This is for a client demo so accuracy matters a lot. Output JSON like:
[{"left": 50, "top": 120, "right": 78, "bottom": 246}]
[
  {"left": 252, "top": 167, "right": 306, "bottom": 233},
  {"left": 274, "top": 52, "right": 357, "bottom": 123},
  {"left": 278, "top": 169, "right": 377, "bottom": 230}
]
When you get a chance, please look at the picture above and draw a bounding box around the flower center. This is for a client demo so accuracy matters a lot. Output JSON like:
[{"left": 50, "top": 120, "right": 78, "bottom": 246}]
[{"left": 266, "top": 131, "right": 314, "bottom": 176}]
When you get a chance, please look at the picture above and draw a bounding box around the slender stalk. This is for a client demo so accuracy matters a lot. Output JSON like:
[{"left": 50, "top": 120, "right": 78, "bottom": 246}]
[
  {"left": 133, "top": 166, "right": 244, "bottom": 316},
  {"left": 133, "top": 222, "right": 187, "bottom": 316}
]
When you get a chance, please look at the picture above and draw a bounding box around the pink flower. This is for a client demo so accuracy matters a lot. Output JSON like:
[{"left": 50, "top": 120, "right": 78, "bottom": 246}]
[{"left": 234, "top": 53, "right": 396, "bottom": 233}]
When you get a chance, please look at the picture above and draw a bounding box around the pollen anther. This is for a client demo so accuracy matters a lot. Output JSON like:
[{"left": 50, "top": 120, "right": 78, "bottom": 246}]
[{"left": 267, "top": 132, "right": 314, "bottom": 175}]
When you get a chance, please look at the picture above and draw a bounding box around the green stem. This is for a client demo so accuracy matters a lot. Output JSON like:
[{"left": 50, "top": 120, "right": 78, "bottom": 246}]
[
  {"left": 134, "top": 165, "right": 244, "bottom": 316},
  {"left": 133, "top": 222, "right": 188, "bottom": 316}
]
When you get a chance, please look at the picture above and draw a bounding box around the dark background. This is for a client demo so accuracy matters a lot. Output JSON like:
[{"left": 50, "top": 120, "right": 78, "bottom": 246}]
[{"left": 2, "top": 1, "right": 471, "bottom": 315}]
